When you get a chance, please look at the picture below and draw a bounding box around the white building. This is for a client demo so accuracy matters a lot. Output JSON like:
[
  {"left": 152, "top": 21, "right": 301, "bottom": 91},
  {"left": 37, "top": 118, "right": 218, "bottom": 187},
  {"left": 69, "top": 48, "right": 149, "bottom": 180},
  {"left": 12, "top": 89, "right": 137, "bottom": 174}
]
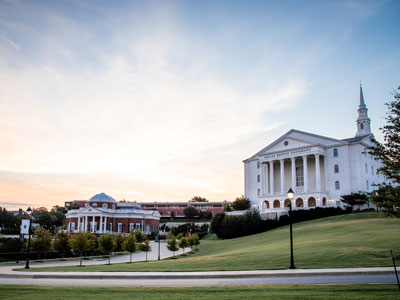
[{"left": 243, "top": 86, "right": 385, "bottom": 219}]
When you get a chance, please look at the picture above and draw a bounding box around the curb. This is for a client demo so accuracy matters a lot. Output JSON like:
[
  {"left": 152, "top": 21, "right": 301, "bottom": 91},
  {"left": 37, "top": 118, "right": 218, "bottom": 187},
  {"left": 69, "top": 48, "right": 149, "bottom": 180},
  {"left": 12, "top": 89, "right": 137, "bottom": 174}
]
[{"left": 0, "top": 269, "right": 396, "bottom": 280}]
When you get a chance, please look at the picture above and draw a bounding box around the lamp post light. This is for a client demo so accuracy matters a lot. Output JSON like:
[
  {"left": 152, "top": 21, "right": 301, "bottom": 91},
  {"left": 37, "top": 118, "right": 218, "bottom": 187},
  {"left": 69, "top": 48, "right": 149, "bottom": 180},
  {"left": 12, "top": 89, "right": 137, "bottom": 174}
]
[
  {"left": 25, "top": 207, "right": 32, "bottom": 269},
  {"left": 287, "top": 188, "right": 295, "bottom": 269}
]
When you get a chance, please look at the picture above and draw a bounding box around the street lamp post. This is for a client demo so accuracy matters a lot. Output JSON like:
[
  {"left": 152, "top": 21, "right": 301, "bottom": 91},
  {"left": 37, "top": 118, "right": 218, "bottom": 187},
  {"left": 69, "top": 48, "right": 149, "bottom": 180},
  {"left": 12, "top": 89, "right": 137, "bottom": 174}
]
[
  {"left": 157, "top": 231, "right": 161, "bottom": 260},
  {"left": 25, "top": 207, "right": 32, "bottom": 269},
  {"left": 287, "top": 189, "right": 296, "bottom": 269}
]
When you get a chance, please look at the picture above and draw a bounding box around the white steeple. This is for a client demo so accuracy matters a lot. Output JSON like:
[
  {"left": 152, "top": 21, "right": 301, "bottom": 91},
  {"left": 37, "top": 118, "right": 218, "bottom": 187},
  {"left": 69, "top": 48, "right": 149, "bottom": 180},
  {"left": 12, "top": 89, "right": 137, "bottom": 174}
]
[{"left": 355, "top": 83, "right": 371, "bottom": 137}]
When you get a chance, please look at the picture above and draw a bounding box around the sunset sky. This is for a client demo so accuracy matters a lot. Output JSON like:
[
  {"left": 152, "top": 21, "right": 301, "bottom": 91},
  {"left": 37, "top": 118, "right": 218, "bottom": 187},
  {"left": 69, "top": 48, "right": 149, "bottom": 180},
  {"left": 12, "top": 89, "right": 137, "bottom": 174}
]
[{"left": 0, "top": 0, "right": 399, "bottom": 210}]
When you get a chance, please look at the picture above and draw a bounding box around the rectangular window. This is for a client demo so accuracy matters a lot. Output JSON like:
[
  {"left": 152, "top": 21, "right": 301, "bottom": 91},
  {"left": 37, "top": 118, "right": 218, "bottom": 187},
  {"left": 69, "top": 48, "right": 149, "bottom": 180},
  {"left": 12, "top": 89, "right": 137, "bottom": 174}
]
[
  {"left": 257, "top": 161, "right": 260, "bottom": 169},
  {"left": 371, "top": 166, "right": 374, "bottom": 175},
  {"left": 257, "top": 174, "right": 260, "bottom": 182},
  {"left": 365, "top": 164, "right": 368, "bottom": 173},
  {"left": 129, "top": 223, "right": 135, "bottom": 232},
  {"left": 146, "top": 224, "right": 150, "bottom": 234},
  {"left": 257, "top": 188, "right": 260, "bottom": 196},
  {"left": 71, "top": 222, "right": 76, "bottom": 230},
  {"left": 136, "top": 223, "right": 141, "bottom": 231},
  {"left": 118, "top": 223, "right": 122, "bottom": 233},
  {"left": 296, "top": 166, "right": 304, "bottom": 187}
]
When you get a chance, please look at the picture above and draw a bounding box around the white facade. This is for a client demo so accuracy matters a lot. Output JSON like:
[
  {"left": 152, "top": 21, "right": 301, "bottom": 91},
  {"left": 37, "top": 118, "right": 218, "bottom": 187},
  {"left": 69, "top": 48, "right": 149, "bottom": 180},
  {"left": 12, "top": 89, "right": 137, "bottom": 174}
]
[{"left": 243, "top": 86, "right": 385, "bottom": 219}]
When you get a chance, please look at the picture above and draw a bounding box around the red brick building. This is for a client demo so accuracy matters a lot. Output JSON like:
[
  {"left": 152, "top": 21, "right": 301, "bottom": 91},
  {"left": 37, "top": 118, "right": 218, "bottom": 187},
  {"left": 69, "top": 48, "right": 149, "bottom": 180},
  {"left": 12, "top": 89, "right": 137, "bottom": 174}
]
[
  {"left": 65, "top": 193, "right": 160, "bottom": 235},
  {"left": 139, "top": 201, "right": 229, "bottom": 218}
]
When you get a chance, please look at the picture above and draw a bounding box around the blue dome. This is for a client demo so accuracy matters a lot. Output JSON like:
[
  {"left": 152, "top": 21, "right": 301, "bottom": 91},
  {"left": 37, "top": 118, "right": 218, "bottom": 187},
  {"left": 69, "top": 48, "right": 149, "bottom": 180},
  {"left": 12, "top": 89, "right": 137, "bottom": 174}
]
[{"left": 89, "top": 193, "right": 117, "bottom": 203}]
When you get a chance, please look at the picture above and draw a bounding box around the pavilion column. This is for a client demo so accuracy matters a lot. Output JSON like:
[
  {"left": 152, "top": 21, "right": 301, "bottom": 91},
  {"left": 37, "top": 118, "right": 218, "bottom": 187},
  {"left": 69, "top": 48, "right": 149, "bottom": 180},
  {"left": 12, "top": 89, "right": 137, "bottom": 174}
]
[
  {"left": 104, "top": 216, "right": 108, "bottom": 233},
  {"left": 303, "top": 155, "right": 308, "bottom": 193},
  {"left": 315, "top": 154, "right": 321, "bottom": 191},
  {"left": 77, "top": 216, "right": 81, "bottom": 233},
  {"left": 269, "top": 161, "right": 274, "bottom": 195},
  {"left": 99, "top": 215, "right": 103, "bottom": 233},
  {"left": 291, "top": 158, "right": 296, "bottom": 192},
  {"left": 92, "top": 216, "right": 95, "bottom": 233},
  {"left": 84, "top": 216, "right": 88, "bottom": 232},
  {"left": 260, "top": 162, "right": 265, "bottom": 196},
  {"left": 280, "top": 159, "right": 285, "bottom": 194}
]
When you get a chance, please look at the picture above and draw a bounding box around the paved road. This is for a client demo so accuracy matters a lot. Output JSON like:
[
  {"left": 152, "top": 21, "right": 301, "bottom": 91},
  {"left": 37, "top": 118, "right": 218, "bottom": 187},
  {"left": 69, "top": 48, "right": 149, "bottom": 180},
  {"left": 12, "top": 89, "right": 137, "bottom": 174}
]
[{"left": 0, "top": 273, "right": 397, "bottom": 287}]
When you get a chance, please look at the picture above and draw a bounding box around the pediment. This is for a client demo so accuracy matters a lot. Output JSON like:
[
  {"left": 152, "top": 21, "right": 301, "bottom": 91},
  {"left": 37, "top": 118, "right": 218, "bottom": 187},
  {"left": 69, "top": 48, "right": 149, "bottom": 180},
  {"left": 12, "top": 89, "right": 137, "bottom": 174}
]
[
  {"left": 260, "top": 137, "right": 314, "bottom": 155},
  {"left": 77, "top": 206, "right": 104, "bottom": 214}
]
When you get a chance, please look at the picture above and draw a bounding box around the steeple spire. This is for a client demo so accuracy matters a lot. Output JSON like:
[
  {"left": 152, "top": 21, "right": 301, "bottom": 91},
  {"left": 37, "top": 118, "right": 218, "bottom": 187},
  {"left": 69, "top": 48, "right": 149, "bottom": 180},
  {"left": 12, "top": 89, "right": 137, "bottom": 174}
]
[{"left": 355, "top": 83, "right": 371, "bottom": 137}]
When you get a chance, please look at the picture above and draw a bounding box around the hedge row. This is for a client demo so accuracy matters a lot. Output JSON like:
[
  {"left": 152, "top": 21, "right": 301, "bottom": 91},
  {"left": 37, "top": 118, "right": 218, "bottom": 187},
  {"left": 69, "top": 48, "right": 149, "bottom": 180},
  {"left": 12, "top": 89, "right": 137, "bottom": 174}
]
[{"left": 210, "top": 207, "right": 346, "bottom": 239}]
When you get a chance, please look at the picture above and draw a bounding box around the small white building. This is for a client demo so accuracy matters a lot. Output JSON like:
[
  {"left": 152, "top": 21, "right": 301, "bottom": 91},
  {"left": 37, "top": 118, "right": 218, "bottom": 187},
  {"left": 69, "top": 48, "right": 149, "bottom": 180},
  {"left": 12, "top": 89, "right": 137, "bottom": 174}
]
[{"left": 243, "top": 86, "right": 386, "bottom": 219}]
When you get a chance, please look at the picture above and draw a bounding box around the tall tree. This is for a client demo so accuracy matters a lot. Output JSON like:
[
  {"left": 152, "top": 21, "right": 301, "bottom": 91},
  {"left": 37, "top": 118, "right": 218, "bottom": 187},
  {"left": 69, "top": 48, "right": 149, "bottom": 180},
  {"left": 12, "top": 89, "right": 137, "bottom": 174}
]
[
  {"left": 232, "top": 195, "right": 251, "bottom": 211},
  {"left": 183, "top": 206, "right": 198, "bottom": 219},
  {"left": 370, "top": 86, "right": 400, "bottom": 216},
  {"left": 166, "top": 235, "right": 179, "bottom": 257},
  {"left": 139, "top": 239, "right": 152, "bottom": 262},
  {"left": 30, "top": 227, "right": 52, "bottom": 260},
  {"left": 189, "top": 196, "right": 208, "bottom": 202},
  {"left": 114, "top": 233, "right": 125, "bottom": 251},
  {"left": 122, "top": 232, "right": 137, "bottom": 263},
  {"left": 53, "top": 231, "right": 71, "bottom": 259},
  {"left": 340, "top": 192, "right": 368, "bottom": 207},
  {"left": 178, "top": 236, "right": 189, "bottom": 254},
  {"left": 98, "top": 234, "right": 116, "bottom": 264},
  {"left": 69, "top": 233, "right": 91, "bottom": 266}
]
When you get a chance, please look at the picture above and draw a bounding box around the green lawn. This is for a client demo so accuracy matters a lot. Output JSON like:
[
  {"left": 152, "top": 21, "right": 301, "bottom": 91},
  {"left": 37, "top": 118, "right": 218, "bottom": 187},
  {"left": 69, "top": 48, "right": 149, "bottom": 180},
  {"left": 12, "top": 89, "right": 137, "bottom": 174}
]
[
  {"left": 20, "top": 212, "right": 400, "bottom": 272},
  {"left": 0, "top": 285, "right": 398, "bottom": 300}
]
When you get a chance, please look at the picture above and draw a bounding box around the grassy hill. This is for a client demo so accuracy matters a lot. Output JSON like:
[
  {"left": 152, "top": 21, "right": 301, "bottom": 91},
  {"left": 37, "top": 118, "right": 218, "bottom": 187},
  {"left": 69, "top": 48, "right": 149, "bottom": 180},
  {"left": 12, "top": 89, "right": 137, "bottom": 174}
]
[{"left": 25, "top": 212, "right": 400, "bottom": 272}]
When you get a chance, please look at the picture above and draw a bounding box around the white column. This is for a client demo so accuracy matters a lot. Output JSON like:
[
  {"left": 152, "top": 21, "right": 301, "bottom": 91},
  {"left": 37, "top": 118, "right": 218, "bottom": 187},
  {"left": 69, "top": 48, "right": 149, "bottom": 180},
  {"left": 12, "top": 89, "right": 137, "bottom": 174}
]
[
  {"left": 77, "top": 217, "right": 81, "bottom": 232},
  {"left": 99, "top": 215, "right": 103, "bottom": 233},
  {"left": 280, "top": 159, "right": 285, "bottom": 194},
  {"left": 84, "top": 216, "right": 88, "bottom": 232},
  {"left": 269, "top": 161, "right": 274, "bottom": 195},
  {"left": 291, "top": 158, "right": 296, "bottom": 192},
  {"left": 104, "top": 216, "right": 108, "bottom": 233},
  {"left": 92, "top": 216, "right": 95, "bottom": 233},
  {"left": 260, "top": 163, "right": 265, "bottom": 196},
  {"left": 303, "top": 155, "right": 308, "bottom": 192},
  {"left": 315, "top": 154, "right": 321, "bottom": 191}
]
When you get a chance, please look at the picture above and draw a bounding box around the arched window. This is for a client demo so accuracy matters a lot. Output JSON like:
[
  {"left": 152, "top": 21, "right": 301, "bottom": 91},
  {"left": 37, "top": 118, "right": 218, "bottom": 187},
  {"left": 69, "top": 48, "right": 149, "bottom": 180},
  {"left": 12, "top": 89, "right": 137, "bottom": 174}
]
[
  {"left": 308, "top": 197, "right": 316, "bottom": 207},
  {"left": 296, "top": 198, "right": 303, "bottom": 207},
  {"left": 334, "top": 164, "right": 339, "bottom": 173},
  {"left": 257, "top": 174, "right": 260, "bottom": 182},
  {"left": 360, "top": 123, "right": 364, "bottom": 129},
  {"left": 263, "top": 201, "right": 270, "bottom": 209},
  {"left": 333, "top": 148, "right": 338, "bottom": 157},
  {"left": 284, "top": 199, "right": 291, "bottom": 207},
  {"left": 322, "top": 197, "right": 327, "bottom": 206},
  {"left": 335, "top": 181, "right": 340, "bottom": 190},
  {"left": 257, "top": 189, "right": 260, "bottom": 196},
  {"left": 257, "top": 161, "right": 260, "bottom": 169},
  {"left": 273, "top": 200, "right": 280, "bottom": 208}
]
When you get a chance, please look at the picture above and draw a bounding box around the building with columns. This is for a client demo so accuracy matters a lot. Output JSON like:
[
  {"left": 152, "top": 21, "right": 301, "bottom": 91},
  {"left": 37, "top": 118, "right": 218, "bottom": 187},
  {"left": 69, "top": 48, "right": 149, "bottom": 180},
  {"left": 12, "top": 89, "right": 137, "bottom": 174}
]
[
  {"left": 65, "top": 193, "right": 160, "bottom": 235},
  {"left": 243, "top": 86, "right": 385, "bottom": 219}
]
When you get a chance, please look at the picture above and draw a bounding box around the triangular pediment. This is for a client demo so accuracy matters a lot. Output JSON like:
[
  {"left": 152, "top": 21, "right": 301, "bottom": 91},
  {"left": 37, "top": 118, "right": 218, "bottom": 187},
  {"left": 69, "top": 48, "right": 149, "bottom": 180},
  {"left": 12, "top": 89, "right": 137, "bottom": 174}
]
[
  {"left": 76, "top": 206, "right": 104, "bottom": 214},
  {"left": 245, "top": 129, "right": 347, "bottom": 161}
]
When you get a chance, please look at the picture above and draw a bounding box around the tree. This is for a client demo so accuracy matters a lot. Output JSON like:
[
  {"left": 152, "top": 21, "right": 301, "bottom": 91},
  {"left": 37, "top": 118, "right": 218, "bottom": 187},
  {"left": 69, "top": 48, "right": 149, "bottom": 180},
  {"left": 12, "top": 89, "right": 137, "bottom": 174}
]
[
  {"left": 53, "top": 231, "right": 71, "bottom": 259},
  {"left": 369, "top": 86, "right": 400, "bottom": 216},
  {"left": 30, "top": 227, "right": 52, "bottom": 260},
  {"left": 69, "top": 233, "right": 91, "bottom": 266},
  {"left": 183, "top": 206, "right": 198, "bottom": 219},
  {"left": 189, "top": 233, "right": 200, "bottom": 251},
  {"left": 139, "top": 239, "right": 151, "bottom": 262},
  {"left": 133, "top": 229, "right": 147, "bottom": 243},
  {"left": 232, "top": 195, "right": 251, "bottom": 211},
  {"left": 370, "top": 184, "right": 400, "bottom": 217},
  {"left": 210, "top": 212, "right": 225, "bottom": 237},
  {"left": 340, "top": 192, "right": 369, "bottom": 207},
  {"left": 98, "top": 234, "right": 116, "bottom": 264},
  {"left": 122, "top": 233, "right": 137, "bottom": 263},
  {"left": 166, "top": 235, "right": 179, "bottom": 257},
  {"left": 178, "top": 236, "right": 190, "bottom": 254},
  {"left": 114, "top": 233, "right": 125, "bottom": 251},
  {"left": 0, "top": 208, "right": 20, "bottom": 234},
  {"left": 189, "top": 196, "right": 208, "bottom": 202}
]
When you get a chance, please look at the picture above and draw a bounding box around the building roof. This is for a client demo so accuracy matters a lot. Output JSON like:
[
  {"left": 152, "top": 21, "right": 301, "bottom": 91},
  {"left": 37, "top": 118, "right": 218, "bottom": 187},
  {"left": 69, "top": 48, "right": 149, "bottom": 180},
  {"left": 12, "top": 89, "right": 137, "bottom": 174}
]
[
  {"left": 341, "top": 135, "right": 370, "bottom": 143},
  {"left": 88, "top": 193, "right": 117, "bottom": 203}
]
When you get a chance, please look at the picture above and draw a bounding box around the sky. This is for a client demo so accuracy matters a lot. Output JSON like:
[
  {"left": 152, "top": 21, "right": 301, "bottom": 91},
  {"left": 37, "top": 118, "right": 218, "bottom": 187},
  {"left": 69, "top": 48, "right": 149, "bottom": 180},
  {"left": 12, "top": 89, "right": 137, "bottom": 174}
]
[{"left": 0, "top": 0, "right": 399, "bottom": 210}]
